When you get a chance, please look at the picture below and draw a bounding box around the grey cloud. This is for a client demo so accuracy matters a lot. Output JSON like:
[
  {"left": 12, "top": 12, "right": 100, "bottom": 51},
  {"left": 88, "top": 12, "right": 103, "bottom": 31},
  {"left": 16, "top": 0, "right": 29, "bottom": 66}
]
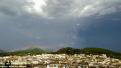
[
  {"left": 42, "top": 0, "right": 121, "bottom": 18},
  {"left": 0, "top": 0, "right": 121, "bottom": 18},
  {"left": 0, "top": 0, "right": 32, "bottom": 18},
  {"left": 0, "top": 0, "right": 121, "bottom": 50}
]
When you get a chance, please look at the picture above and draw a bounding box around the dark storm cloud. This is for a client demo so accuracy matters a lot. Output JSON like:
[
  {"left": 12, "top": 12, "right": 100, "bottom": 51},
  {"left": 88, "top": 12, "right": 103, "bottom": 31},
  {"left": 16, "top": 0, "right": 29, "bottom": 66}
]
[
  {"left": 76, "top": 13, "right": 121, "bottom": 51},
  {"left": 0, "top": 0, "right": 121, "bottom": 51}
]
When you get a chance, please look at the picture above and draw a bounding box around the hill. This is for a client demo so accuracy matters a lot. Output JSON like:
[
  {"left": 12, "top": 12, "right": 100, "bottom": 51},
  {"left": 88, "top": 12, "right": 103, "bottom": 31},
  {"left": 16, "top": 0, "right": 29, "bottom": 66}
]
[
  {"left": 0, "top": 49, "right": 5, "bottom": 53},
  {"left": 80, "top": 47, "right": 121, "bottom": 59},
  {"left": 0, "top": 49, "right": 8, "bottom": 56},
  {"left": 0, "top": 47, "right": 121, "bottom": 59},
  {"left": 9, "top": 48, "right": 47, "bottom": 56},
  {"left": 55, "top": 47, "right": 121, "bottom": 59},
  {"left": 55, "top": 47, "right": 81, "bottom": 55}
]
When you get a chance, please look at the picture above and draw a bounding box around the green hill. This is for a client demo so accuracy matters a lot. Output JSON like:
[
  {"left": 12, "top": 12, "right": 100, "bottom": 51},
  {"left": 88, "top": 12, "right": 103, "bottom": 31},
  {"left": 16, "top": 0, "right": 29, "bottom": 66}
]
[
  {"left": 0, "top": 49, "right": 5, "bottom": 53},
  {"left": 0, "top": 47, "right": 121, "bottom": 59},
  {"left": 0, "top": 49, "right": 9, "bottom": 56},
  {"left": 9, "top": 48, "right": 47, "bottom": 56},
  {"left": 80, "top": 47, "right": 121, "bottom": 59},
  {"left": 55, "top": 47, "right": 121, "bottom": 59},
  {"left": 55, "top": 47, "right": 81, "bottom": 55}
]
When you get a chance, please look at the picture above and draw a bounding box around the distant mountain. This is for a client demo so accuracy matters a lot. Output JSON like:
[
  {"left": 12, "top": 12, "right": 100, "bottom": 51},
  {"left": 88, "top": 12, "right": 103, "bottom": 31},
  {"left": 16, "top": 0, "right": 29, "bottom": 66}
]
[
  {"left": 9, "top": 48, "right": 47, "bottom": 56},
  {"left": 80, "top": 47, "right": 121, "bottom": 59},
  {"left": 80, "top": 48, "right": 116, "bottom": 54},
  {"left": 0, "top": 49, "right": 8, "bottom": 56},
  {"left": 0, "top": 49, "right": 5, "bottom": 53},
  {"left": 55, "top": 47, "right": 81, "bottom": 55},
  {"left": 0, "top": 47, "right": 121, "bottom": 59},
  {"left": 55, "top": 47, "right": 121, "bottom": 59}
]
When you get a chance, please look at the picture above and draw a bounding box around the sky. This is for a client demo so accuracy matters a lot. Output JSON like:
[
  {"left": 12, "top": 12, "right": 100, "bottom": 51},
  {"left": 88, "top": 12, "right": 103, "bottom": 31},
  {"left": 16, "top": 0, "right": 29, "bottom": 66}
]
[{"left": 0, "top": 0, "right": 121, "bottom": 51}]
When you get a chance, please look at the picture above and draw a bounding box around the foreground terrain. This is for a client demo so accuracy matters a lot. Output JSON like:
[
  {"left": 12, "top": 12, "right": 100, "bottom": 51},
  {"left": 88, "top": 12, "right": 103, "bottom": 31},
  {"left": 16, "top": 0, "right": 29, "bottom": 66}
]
[{"left": 0, "top": 54, "right": 121, "bottom": 68}]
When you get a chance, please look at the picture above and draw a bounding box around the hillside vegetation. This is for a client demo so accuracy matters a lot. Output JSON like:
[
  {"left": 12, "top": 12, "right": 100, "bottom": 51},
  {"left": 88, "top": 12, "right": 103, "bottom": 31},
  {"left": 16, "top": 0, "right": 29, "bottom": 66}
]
[
  {"left": 0, "top": 47, "right": 121, "bottom": 59},
  {"left": 80, "top": 48, "right": 121, "bottom": 59},
  {"left": 0, "top": 48, "right": 47, "bottom": 56}
]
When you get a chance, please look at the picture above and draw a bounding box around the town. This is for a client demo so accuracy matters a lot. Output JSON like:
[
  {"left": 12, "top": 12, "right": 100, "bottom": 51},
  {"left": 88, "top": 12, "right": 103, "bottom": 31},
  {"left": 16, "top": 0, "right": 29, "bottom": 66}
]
[{"left": 0, "top": 54, "right": 121, "bottom": 68}]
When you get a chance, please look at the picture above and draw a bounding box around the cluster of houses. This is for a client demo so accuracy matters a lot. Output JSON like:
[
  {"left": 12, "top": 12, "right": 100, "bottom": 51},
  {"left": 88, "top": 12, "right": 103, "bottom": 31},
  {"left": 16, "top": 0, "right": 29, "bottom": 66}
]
[{"left": 0, "top": 54, "right": 121, "bottom": 68}]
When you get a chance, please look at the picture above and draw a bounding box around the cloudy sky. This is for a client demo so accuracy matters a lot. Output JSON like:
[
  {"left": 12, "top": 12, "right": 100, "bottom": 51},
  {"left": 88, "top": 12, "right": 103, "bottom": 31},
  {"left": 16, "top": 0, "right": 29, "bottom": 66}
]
[{"left": 0, "top": 0, "right": 121, "bottom": 51}]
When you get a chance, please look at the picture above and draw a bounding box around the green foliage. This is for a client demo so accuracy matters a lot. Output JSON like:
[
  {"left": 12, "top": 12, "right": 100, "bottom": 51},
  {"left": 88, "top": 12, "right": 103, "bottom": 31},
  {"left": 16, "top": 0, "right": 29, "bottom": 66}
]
[
  {"left": 0, "top": 49, "right": 9, "bottom": 56},
  {"left": 0, "top": 52, "right": 9, "bottom": 57},
  {"left": 55, "top": 47, "right": 121, "bottom": 59},
  {"left": 80, "top": 48, "right": 113, "bottom": 54},
  {"left": 0, "top": 47, "right": 121, "bottom": 59},
  {"left": 56, "top": 47, "right": 82, "bottom": 55},
  {"left": 80, "top": 47, "right": 121, "bottom": 59},
  {"left": 8, "top": 48, "right": 47, "bottom": 56},
  {"left": 0, "top": 49, "right": 5, "bottom": 53}
]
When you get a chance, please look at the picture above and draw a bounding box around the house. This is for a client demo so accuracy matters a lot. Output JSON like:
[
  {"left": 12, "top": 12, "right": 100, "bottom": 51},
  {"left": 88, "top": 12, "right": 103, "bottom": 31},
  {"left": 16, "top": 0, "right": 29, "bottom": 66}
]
[{"left": 46, "top": 64, "right": 58, "bottom": 68}]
